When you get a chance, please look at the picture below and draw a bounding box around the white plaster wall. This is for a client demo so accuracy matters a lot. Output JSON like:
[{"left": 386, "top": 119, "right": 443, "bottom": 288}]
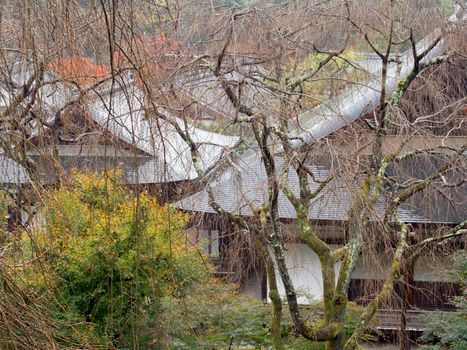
[
  {"left": 350, "top": 254, "right": 391, "bottom": 280},
  {"left": 263, "top": 246, "right": 456, "bottom": 304},
  {"left": 268, "top": 243, "right": 341, "bottom": 304},
  {"left": 414, "top": 255, "right": 454, "bottom": 282}
]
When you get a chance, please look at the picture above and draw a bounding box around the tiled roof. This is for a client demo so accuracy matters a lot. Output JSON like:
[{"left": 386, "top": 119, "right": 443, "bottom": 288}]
[
  {"left": 88, "top": 82, "right": 239, "bottom": 182},
  {"left": 1, "top": 66, "right": 239, "bottom": 184},
  {"left": 0, "top": 153, "right": 172, "bottom": 186},
  {"left": 0, "top": 62, "right": 73, "bottom": 129},
  {"left": 32, "top": 154, "right": 153, "bottom": 185},
  {"left": 0, "top": 155, "right": 30, "bottom": 185},
  {"left": 174, "top": 150, "right": 432, "bottom": 224},
  {"left": 290, "top": 14, "right": 461, "bottom": 147},
  {"left": 174, "top": 65, "right": 271, "bottom": 120}
]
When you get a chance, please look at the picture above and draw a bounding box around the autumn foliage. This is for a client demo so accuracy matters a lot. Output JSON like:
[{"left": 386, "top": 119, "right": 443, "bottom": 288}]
[
  {"left": 51, "top": 56, "right": 109, "bottom": 85},
  {"left": 114, "top": 35, "right": 183, "bottom": 86},
  {"left": 9, "top": 170, "right": 209, "bottom": 348}
]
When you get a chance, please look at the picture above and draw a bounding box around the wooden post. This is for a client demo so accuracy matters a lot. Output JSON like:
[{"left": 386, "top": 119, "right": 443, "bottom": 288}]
[{"left": 399, "top": 259, "right": 414, "bottom": 350}]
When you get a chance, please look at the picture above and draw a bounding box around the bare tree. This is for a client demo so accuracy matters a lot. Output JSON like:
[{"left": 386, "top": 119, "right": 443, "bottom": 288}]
[
  {"left": 1, "top": 1, "right": 465, "bottom": 349},
  {"left": 156, "top": 1, "right": 466, "bottom": 349}
]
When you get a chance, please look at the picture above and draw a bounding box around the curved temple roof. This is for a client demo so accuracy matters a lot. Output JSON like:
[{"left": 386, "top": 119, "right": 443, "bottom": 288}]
[
  {"left": 88, "top": 83, "right": 239, "bottom": 182},
  {"left": 290, "top": 8, "right": 465, "bottom": 147},
  {"left": 174, "top": 150, "right": 438, "bottom": 224},
  {"left": 1, "top": 68, "right": 239, "bottom": 184},
  {"left": 174, "top": 7, "right": 466, "bottom": 224}
]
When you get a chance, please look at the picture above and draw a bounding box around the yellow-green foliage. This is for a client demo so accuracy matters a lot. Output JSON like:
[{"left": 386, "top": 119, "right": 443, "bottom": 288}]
[
  {"left": 0, "top": 191, "right": 8, "bottom": 234},
  {"left": 40, "top": 170, "right": 191, "bottom": 276},
  {"left": 15, "top": 170, "right": 208, "bottom": 348},
  {"left": 283, "top": 51, "right": 362, "bottom": 107},
  {"left": 0, "top": 190, "right": 14, "bottom": 235}
]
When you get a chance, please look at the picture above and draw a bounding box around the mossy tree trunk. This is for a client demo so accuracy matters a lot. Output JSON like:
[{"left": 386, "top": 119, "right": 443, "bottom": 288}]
[{"left": 176, "top": 5, "right": 464, "bottom": 348}]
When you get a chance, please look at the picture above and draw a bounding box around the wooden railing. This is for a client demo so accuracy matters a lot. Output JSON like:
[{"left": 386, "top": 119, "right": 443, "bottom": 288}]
[{"left": 375, "top": 309, "right": 431, "bottom": 332}]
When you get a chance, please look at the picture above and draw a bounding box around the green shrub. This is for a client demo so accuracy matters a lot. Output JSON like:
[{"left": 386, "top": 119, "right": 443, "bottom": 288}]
[
  {"left": 13, "top": 170, "right": 209, "bottom": 348},
  {"left": 420, "top": 253, "right": 467, "bottom": 350}
]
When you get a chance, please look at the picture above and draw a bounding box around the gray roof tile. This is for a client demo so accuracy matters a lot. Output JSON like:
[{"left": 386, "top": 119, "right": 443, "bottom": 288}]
[
  {"left": 0, "top": 155, "right": 30, "bottom": 185},
  {"left": 88, "top": 82, "right": 239, "bottom": 182},
  {"left": 290, "top": 23, "right": 452, "bottom": 147},
  {"left": 174, "top": 150, "right": 431, "bottom": 223}
]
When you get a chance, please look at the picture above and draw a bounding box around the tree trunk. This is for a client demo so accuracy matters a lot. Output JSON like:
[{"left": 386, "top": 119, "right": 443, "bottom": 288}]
[
  {"left": 399, "top": 283, "right": 409, "bottom": 350},
  {"left": 399, "top": 260, "right": 413, "bottom": 350},
  {"left": 327, "top": 336, "right": 343, "bottom": 350},
  {"left": 266, "top": 259, "right": 284, "bottom": 350}
]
